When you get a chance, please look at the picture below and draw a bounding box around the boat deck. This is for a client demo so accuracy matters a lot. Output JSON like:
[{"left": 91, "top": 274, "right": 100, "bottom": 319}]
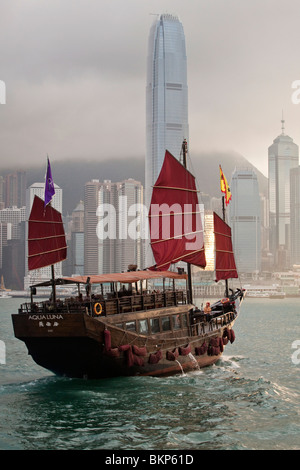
[
  {"left": 18, "top": 288, "right": 237, "bottom": 340},
  {"left": 19, "top": 289, "right": 187, "bottom": 316}
]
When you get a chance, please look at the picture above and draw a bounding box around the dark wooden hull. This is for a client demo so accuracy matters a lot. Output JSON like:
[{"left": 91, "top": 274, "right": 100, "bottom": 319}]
[{"left": 12, "top": 303, "right": 239, "bottom": 379}]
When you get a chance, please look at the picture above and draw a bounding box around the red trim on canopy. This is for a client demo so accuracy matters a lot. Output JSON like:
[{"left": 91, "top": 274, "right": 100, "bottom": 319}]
[{"left": 62, "top": 270, "right": 188, "bottom": 285}]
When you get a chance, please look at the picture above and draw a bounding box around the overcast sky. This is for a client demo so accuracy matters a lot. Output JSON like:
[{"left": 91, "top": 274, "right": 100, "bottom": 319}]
[{"left": 1, "top": 0, "right": 300, "bottom": 176}]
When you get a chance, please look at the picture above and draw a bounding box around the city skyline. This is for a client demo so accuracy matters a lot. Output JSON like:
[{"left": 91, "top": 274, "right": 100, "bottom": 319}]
[
  {"left": 1, "top": 124, "right": 300, "bottom": 289},
  {"left": 2, "top": 1, "right": 300, "bottom": 177}
]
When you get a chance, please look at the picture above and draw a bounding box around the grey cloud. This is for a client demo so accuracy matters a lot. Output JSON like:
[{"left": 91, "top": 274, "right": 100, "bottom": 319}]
[{"left": 1, "top": 0, "right": 300, "bottom": 175}]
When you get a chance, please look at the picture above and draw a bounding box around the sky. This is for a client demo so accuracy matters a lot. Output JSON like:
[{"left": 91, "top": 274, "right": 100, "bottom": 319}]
[{"left": 1, "top": 0, "right": 300, "bottom": 177}]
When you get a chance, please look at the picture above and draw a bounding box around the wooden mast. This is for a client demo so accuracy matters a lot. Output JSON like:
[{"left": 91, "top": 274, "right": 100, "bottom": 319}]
[
  {"left": 182, "top": 139, "right": 193, "bottom": 304},
  {"left": 47, "top": 198, "right": 57, "bottom": 308}
]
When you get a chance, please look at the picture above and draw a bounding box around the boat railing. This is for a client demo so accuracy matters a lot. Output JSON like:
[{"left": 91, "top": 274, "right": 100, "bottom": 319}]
[
  {"left": 190, "top": 311, "right": 236, "bottom": 336},
  {"left": 93, "top": 290, "right": 186, "bottom": 315},
  {"left": 18, "top": 290, "right": 187, "bottom": 316}
]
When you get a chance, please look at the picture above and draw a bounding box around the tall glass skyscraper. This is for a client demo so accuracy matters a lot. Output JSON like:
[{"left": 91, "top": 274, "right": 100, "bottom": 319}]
[
  {"left": 145, "top": 13, "right": 189, "bottom": 210},
  {"left": 229, "top": 169, "right": 261, "bottom": 274},
  {"left": 268, "top": 120, "right": 299, "bottom": 267}
]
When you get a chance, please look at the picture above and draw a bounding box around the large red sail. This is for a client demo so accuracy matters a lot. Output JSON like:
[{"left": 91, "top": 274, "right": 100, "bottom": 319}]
[
  {"left": 149, "top": 150, "right": 206, "bottom": 271},
  {"left": 213, "top": 212, "right": 238, "bottom": 281},
  {"left": 28, "top": 195, "right": 67, "bottom": 270}
]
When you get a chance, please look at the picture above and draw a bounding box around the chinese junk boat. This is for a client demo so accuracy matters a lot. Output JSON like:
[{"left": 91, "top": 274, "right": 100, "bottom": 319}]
[{"left": 12, "top": 145, "right": 244, "bottom": 379}]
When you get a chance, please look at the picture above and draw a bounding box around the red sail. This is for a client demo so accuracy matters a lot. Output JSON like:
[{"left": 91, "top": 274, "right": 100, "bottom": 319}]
[
  {"left": 28, "top": 195, "right": 67, "bottom": 270},
  {"left": 213, "top": 212, "right": 238, "bottom": 281},
  {"left": 149, "top": 150, "right": 206, "bottom": 271}
]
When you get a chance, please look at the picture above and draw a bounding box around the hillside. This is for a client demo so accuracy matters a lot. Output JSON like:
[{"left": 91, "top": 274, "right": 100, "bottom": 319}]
[{"left": 4, "top": 151, "right": 267, "bottom": 214}]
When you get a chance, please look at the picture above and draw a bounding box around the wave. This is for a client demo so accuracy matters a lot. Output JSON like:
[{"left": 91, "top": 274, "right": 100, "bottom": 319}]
[{"left": 217, "top": 354, "right": 245, "bottom": 368}]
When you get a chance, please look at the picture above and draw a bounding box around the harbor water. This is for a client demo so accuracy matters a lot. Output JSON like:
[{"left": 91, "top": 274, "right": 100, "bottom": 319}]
[{"left": 0, "top": 296, "right": 299, "bottom": 451}]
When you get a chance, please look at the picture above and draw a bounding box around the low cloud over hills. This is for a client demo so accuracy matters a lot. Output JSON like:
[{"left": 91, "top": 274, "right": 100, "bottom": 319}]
[{"left": 3, "top": 151, "right": 267, "bottom": 214}]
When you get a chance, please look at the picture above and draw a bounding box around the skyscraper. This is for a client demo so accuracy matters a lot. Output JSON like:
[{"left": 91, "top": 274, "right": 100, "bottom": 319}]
[
  {"left": 268, "top": 119, "right": 299, "bottom": 268},
  {"left": 69, "top": 201, "right": 84, "bottom": 275},
  {"left": 145, "top": 13, "right": 189, "bottom": 210},
  {"left": 84, "top": 179, "right": 104, "bottom": 275},
  {"left": 290, "top": 166, "right": 300, "bottom": 266},
  {"left": 4, "top": 171, "right": 26, "bottom": 208},
  {"left": 116, "top": 178, "right": 144, "bottom": 272},
  {"left": 229, "top": 168, "right": 261, "bottom": 274}
]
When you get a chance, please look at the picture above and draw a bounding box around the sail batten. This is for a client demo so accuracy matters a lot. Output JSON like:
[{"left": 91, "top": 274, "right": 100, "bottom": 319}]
[
  {"left": 29, "top": 234, "right": 66, "bottom": 241},
  {"left": 213, "top": 212, "right": 238, "bottom": 281},
  {"left": 154, "top": 248, "right": 206, "bottom": 270},
  {"left": 151, "top": 229, "right": 204, "bottom": 245},
  {"left": 149, "top": 150, "right": 206, "bottom": 271},
  {"left": 152, "top": 185, "right": 199, "bottom": 193},
  {"left": 28, "top": 195, "right": 67, "bottom": 271}
]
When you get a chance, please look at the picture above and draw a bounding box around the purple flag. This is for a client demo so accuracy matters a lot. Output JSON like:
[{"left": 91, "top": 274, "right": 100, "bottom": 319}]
[{"left": 44, "top": 157, "right": 55, "bottom": 206}]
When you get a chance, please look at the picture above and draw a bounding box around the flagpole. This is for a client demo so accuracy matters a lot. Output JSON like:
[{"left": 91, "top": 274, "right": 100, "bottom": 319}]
[
  {"left": 219, "top": 164, "right": 231, "bottom": 297},
  {"left": 222, "top": 194, "right": 229, "bottom": 298},
  {"left": 222, "top": 194, "right": 226, "bottom": 222},
  {"left": 44, "top": 156, "right": 57, "bottom": 307}
]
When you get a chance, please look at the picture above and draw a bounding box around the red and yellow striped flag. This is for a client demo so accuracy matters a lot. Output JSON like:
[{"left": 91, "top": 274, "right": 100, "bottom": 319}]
[{"left": 219, "top": 165, "right": 232, "bottom": 206}]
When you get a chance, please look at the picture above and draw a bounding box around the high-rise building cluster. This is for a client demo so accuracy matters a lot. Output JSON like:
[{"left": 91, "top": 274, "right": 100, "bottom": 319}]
[
  {"left": 0, "top": 174, "right": 145, "bottom": 290},
  {"left": 0, "top": 171, "right": 27, "bottom": 289},
  {"left": 82, "top": 178, "right": 144, "bottom": 276}
]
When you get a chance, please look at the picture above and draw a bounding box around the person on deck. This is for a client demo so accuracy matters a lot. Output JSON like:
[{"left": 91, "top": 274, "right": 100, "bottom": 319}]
[
  {"left": 204, "top": 302, "right": 211, "bottom": 314},
  {"left": 85, "top": 277, "right": 91, "bottom": 299}
]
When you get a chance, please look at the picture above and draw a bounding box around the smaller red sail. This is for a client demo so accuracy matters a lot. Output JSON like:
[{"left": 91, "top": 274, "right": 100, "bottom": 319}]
[
  {"left": 149, "top": 150, "right": 206, "bottom": 271},
  {"left": 28, "top": 195, "right": 67, "bottom": 270},
  {"left": 213, "top": 212, "right": 238, "bottom": 281}
]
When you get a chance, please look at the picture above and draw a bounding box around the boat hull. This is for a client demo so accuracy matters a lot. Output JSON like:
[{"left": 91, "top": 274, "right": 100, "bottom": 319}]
[
  {"left": 12, "top": 306, "right": 237, "bottom": 379},
  {"left": 19, "top": 336, "right": 224, "bottom": 379}
]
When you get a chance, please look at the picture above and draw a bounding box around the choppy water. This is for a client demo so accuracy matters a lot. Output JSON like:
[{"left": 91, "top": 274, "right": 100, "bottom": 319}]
[{"left": 0, "top": 296, "right": 299, "bottom": 450}]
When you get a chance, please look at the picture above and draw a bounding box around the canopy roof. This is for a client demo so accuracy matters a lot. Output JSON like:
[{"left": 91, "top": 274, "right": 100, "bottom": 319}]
[{"left": 32, "top": 270, "right": 187, "bottom": 288}]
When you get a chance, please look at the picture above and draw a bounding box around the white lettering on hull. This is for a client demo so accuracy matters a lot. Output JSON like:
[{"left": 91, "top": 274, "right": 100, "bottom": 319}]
[{"left": 28, "top": 314, "right": 64, "bottom": 321}]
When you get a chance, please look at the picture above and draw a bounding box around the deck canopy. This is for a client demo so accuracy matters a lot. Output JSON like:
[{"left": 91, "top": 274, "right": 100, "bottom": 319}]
[{"left": 31, "top": 270, "right": 187, "bottom": 288}]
